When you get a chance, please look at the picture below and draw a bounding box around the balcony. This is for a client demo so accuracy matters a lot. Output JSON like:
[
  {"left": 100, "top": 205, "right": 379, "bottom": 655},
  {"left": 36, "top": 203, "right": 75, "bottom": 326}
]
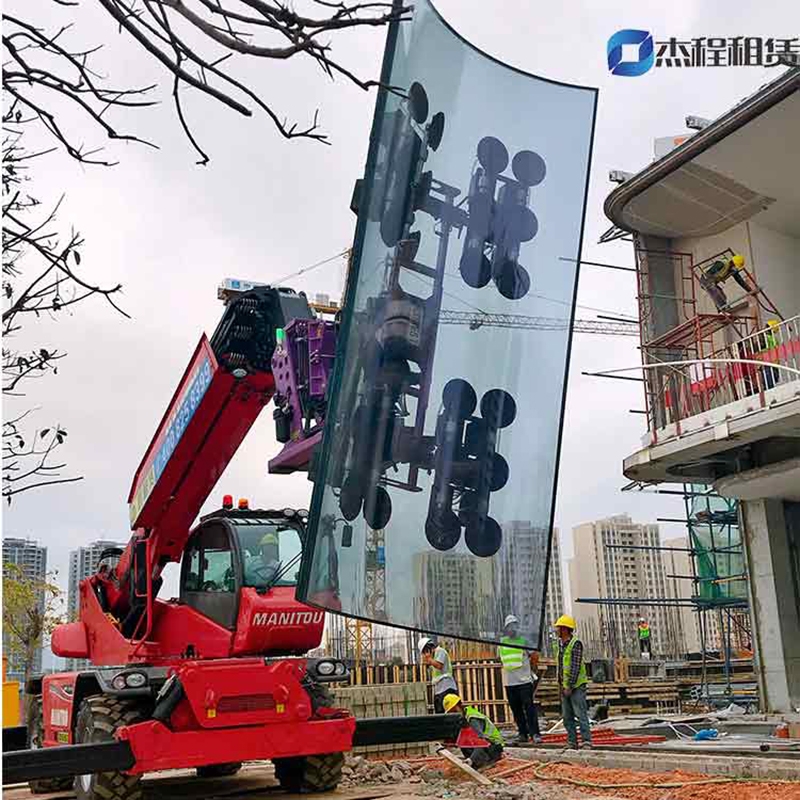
[
  {"left": 646, "top": 315, "right": 799, "bottom": 433},
  {"left": 624, "top": 315, "right": 800, "bottom": 493}
]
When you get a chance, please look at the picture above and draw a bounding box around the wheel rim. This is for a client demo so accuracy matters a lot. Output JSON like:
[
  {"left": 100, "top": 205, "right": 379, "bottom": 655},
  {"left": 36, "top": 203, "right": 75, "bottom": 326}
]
[{"left": 80, "top": 772, "right": 92, "bottom": 792}]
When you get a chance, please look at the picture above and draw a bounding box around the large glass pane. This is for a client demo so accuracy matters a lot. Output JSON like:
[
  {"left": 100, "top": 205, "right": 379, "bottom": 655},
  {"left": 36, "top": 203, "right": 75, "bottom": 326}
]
[{"left": 299, "top": 0, "right": 597, "bottom": 647}]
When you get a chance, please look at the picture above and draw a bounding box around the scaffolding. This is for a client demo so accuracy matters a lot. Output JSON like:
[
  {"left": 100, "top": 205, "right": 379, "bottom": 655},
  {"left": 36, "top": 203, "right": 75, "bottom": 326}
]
[
  {"left": 605, "top": 481, "right": 754, "bottom": 706},
  {"left": 632, "top": 242, "right": 783, "bottom": 439}
]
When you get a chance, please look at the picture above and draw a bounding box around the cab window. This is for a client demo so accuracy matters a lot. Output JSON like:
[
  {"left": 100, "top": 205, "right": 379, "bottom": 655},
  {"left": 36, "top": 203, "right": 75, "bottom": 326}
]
[
  {"left": 181, "top": 524, "right": 237, "bottom": 629},
  {"left": 236, "top": 524, "right": 303, "bottom": 588}
]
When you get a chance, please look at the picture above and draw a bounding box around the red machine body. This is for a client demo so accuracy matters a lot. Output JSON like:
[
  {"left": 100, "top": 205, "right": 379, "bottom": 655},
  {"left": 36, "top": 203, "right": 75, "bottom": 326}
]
[{"left": 37, "top": 288, "right": 352, "bottom": 794}]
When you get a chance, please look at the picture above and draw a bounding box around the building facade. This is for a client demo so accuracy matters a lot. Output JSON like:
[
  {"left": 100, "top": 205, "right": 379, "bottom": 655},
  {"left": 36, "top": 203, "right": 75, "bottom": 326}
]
[
  {"left": 604, "top": 68, "right": 800, "bottom": 710},
  {"left": 66, "top": 541, "right": 125, "bottom": 670},
  {"left": 570, "top": 515, "right": 681, "bottom": 658},
  {"left": 2, "top": 537, "right": 48, "bottom": 680}
]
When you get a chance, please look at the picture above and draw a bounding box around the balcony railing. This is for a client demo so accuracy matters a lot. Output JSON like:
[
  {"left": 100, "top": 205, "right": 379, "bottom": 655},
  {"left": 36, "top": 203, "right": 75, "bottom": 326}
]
[{"left": 646, "top": 314, "right": 800, "bottom": 435}]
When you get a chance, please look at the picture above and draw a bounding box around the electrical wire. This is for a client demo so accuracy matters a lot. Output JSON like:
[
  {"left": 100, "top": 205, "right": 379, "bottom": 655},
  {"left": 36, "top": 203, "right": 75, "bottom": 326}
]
[
  {"left": 273, "top": 248, "right": 349, "bottom": 287},
  {"left": 286, "top": 246, "right": 638, "bottom": 323}
]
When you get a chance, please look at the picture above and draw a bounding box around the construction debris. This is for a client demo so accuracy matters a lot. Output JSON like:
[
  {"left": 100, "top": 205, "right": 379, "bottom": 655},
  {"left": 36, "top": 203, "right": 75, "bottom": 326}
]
[{"left": 338, "top": 749, "right": 800, "bottom": 800}]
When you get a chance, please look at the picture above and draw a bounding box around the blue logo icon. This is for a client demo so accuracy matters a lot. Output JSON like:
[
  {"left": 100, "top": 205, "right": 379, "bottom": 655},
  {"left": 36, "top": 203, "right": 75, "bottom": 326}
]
[{"left": 607, "top": 29, "right": 655, "bottom": 76}]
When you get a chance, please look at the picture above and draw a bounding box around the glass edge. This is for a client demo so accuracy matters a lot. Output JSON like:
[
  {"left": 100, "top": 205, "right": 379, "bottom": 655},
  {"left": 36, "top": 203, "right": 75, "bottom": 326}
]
[
  {"left": 296, "top": 0, "right": 406, "bottom": 603},
  {"left": 427, "top": 0, "right": 600, "bottom": 95},
  {"left": 535, "top": 89, "right": 600, "bottom": 650}
]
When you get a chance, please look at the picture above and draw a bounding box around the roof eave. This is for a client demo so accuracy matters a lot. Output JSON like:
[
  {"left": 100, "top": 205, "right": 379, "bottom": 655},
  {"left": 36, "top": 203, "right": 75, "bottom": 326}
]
[{"left": 604, "top": 67, "right": 800, "bottom": 235}]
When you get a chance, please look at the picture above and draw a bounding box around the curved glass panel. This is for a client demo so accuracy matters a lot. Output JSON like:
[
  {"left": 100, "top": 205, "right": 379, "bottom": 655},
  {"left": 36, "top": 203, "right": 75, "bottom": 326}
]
[{"left": 300, "top": 0, "right": 597, "bottom": 647}]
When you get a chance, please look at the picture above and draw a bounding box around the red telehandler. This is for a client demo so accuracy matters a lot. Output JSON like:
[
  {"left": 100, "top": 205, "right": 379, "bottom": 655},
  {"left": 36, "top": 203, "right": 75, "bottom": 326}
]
[{"left": 12, "top": 285, "right": 459, "bottom": 799}]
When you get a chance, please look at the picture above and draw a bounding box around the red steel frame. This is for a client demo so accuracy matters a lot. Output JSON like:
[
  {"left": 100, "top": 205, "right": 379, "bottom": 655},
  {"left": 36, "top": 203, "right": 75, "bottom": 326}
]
[{"left": 632, "top": 242, "right": 766, "bottom": 443}]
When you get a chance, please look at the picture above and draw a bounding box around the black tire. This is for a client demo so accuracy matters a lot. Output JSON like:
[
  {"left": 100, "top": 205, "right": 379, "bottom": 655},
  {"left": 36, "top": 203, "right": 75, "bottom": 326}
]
[
  {"left": 27, "top": 696, "right": 73, "bottom": 794},
  {"left": 74, "top": 695, "right": 148, "bottom": 800},
  {"left": 273, "top": 752, "right": 345, "bottom": 793},
  {"left": 196, "top": 762, "right": 242, "bottom": 778}
]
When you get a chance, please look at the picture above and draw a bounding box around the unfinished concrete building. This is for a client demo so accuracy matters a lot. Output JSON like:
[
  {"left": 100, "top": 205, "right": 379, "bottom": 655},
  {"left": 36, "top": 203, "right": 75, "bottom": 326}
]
[{"left": 604, "top": 67, "right": 800, "bottom": 711}]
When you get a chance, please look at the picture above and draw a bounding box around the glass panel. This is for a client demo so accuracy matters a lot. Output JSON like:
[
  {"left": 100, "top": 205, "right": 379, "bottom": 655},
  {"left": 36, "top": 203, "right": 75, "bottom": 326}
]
[
  {"left": 202, "top": 547, "right": 234, "bottom": 592},
  {"left": 300, "top": 0, "right": 597, "bottom": 647},
  {"left": 185, "top": 545, "right": 202, "bottom": 592},
  {"left": 236, "top": 524, "right": 304, "bottom": 588}
]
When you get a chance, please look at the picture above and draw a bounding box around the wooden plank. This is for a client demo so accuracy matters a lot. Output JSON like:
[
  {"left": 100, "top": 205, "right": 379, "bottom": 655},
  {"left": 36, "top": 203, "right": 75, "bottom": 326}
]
[{"left": 437, "top": 748, "right": 493, "bottom": 785}]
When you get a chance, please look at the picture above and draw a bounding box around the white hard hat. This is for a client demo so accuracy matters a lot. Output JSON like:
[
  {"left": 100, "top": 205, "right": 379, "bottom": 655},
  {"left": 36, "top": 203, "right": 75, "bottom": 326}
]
[
  {"left": 417, "top": 636, "right": 435, "bottom": 653},
  {"left": 504, "top": 614, "right": 519, "bottom": 627}
]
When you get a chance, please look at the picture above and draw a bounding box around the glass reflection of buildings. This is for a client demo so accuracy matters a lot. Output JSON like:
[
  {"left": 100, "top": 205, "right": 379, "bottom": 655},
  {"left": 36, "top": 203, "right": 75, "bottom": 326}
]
[
  {"left": 412, "top": 552, "right": 496, "bottom": 638},
  {"left": 411, "top": 521, "right": 562, "bottom": 641},
  {"left": 496, "top": 521, "right": 562, "bottom": 639}
]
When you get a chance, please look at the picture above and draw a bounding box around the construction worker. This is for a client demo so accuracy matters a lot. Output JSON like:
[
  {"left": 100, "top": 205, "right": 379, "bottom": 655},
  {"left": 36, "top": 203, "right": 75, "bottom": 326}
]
[
  {"left": 553, "top": 615, "right": 591, "bottom": 750},
  {"left": 637, "top": 617, "right": 652, "bottom": 659},
  {"left": 759, "top": 319, "right": 781, "bottom": 390},
  {"left": 245, "top": 531, "right": 282, "bottom": 584},
  {"left": 419, "top": 637, "right": 458, "bottom": 713},
  {"left": 498, "top": 614, "right": 542, "bottom": 744},
  {"left": 443, "top": 694, "right": 504, "bottom": 769},
  {"left": 698, "top": 253, "right": 751, "bottom": 311}
]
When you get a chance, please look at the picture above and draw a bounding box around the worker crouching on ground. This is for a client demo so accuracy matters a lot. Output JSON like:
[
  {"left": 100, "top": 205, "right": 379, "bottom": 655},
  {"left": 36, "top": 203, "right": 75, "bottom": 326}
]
[
  {"left": 498, "top": 614, "right": 542, "bottom": 744},
  {"left": 419, "top": 637, "right": 459, "bottom": 713},
  {"left": 443, "top": 694, "right": 504, "bottom": 769},
  {"left": 553, "top": 615, "right": 592, "bottom": 750}
]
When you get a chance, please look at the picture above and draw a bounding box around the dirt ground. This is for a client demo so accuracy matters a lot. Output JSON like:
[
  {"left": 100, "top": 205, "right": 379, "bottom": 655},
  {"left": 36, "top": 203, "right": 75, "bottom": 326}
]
[{"left": 4, "top": 754, "right": 800, "bottom": 800}]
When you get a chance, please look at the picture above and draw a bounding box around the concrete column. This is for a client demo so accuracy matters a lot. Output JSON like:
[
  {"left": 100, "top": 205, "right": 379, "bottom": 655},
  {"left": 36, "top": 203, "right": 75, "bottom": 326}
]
[{"left": 742, "top": 499, "right": 800, "bottom": 713}]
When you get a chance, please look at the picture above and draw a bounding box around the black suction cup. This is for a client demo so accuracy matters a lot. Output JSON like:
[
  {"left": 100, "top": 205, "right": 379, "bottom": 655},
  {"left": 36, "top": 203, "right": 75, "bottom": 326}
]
[
  {"left": 488, "top": 453, "right": 510, "bottom": 492},
  {"left": 495, "top": 262, "right": 531, "bottom": 300},
  {"left": 339, "top": 476, "right": 363, "bottom": 521},
  {"left": 408, "top": 82, "right": 429, "bottom": 124},
  {"left": 363, "top": 485, "right": 392, "bottom": 529},
  {"left": 477, "top": 136, "right": 509, "bottom": 175},
  {"left": 442, "top": 378, "right": 477, "bottom": 419},
  {"left": 425, "top": 511, "right": 462, "bottom": 551},
  {"left": 512, "top": 150, "right": 546, "bottom": 187},
  {"left": 465, "top": 517, "right": 502, "bottom": 557},
  {"left": 428, "top": 112, "right": 445, "bottom": 151},
  {"left": 480, "top": 389, "right": 517, "bottom": 428},
  {"left": 460, "top": 250, "right": 492, "bottom": 289},
  {"left": 507, "top": 206, "right": 538, "bottom": 243}
]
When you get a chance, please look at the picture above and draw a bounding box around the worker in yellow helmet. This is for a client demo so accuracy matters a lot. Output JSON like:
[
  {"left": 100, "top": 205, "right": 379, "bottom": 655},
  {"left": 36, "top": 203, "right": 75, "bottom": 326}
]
[
  {"left": 699, "top": 253, "right": 751, "bottom": 311},
  {"left": 553, "top": 615, "right": 591, "bottom": 750},
  {"left": 443, "top": 694, "right": 504, "bottom": 769},
  {"left": 244, "top": 531, "right": 282, "bottom": 586}
]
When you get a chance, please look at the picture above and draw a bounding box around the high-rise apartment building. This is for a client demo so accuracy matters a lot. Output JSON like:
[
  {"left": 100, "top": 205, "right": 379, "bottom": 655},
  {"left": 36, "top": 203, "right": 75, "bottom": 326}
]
[
  {"left": 2, "top": 537, "right": 48, "bottom": 680},
  {"left": 569, "top": 515, "right": 681, "bottom": 658},
  {"left": 66, "top": 540, "right": 125, "bottom": 670}
]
